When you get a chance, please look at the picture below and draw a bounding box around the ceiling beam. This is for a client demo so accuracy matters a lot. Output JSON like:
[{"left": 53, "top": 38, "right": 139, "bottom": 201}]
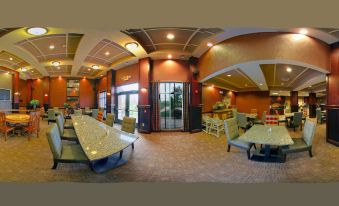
[{"left": 238, "top": 63, "right": 269, "bottom": 91}]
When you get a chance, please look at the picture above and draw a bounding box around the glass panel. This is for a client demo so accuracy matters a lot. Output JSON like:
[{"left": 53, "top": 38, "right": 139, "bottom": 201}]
[
  {"left": 128, "top": 94, "right": 139, "bottom": 123},
  {"left": 160, "top": 94, "right": 166, "bottom": 128},
  {"left": 116, "top": 83, "right": 139, "bottom": 93},
  {"left": 118, "top": 95, "right": 126, "bottom": 120}
]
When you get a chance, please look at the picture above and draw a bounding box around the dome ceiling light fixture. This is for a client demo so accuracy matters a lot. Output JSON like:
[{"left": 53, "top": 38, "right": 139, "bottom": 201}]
[
  {"left": 92, "top": 65, "right": 99, "bottom": 70},
  {"left": 21, "top": 67, "right": 27, "bottom": 72},
  {"left": 125, "top": 42, "right": 138, "bottom": 50},
  {"left": 286, "top": 67, "right": 292, "bottom": 72},
  {"left": 166, "top": 33, "right": 175, "bottom": 40},
  {"left": 27, "top": 27, "right": 48, "bottom": 35},
  {"left": 52, "top": 61, "right": 60, "bottom": 67}
]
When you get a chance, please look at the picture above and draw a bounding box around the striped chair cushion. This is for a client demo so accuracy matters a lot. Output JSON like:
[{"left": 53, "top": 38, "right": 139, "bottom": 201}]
[
  {"left": 96, "top": 111, "right": 104, "bottom": 121},
  {"left": 265, "top": 115, "right": 278, "bottom": 125}
]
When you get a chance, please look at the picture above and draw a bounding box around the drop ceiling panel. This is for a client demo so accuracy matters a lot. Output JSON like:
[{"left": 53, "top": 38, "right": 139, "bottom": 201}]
[
  {"left": 260, "top": 64, "right": 275, "bottom": 86},
  {"left": 146, "top": 28, "right": 195, "bottom": 45},
  {"left": 218, "top": 69, "right": 256, "bottom": 89},
  {"left": 77, "top": 66, "right": 102, "bottom": 77},
  {"left": 274, "top": 64, "right": 307, "bottom": 86},
  {"left": 45, "top": 65, "right": 72, "bottom": 76}
]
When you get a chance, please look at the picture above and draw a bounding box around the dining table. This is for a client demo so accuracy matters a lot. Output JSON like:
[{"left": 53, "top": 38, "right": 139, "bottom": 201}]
[
  {"left": 238, "top": 125, "right": 294, "bottom": 162},
  {"left": 5, "top": 113, "right": 30, "bottom": 136},
  {"left": 71, "top": 115, "right": 139, "bottom": 173}
]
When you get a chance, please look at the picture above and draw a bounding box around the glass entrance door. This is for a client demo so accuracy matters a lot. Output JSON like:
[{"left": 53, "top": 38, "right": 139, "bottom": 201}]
[
  {"left": 117, "top": 93, "right": 139, "bottom": 123},
  {"left": 159, "top": 82, "right": 183, "bottom": 130}
]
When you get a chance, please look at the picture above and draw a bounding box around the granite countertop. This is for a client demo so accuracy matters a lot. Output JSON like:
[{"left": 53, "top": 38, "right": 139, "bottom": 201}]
[
  {"left": 238, "top": 125, "right": 294, "bottom": 146},
  {"left": 72, "top": 115, "right": 139, "bottom": 161}
]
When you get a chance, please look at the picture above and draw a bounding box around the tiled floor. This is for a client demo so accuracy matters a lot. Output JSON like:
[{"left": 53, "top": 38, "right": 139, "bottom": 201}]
[{"left": 0, "top": 118, "right": 338, "bottom": 183}]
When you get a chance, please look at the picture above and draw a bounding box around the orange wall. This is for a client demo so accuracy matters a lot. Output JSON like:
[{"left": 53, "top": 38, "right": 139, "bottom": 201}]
[
  {"left": 153, "top": 59, "right": 190, "bottom": 82},
  {"left": 235, "top": 91, "right": 270, "bottom": 119},
  {"left": 31, "top": 78, "right": 44, "bottom": 106},
  {"left": 49, "top": 77, "right": 66, "bottom": 107},
  {"left": 80, "top": 78, "right": 95, "bottom": 108},
  {"left": 115, "top": 63, "right": 139, "bottom": 86},
  {"left": 18, "top": 79, "right": 28, "bottom": 106},
  {"left": 97, "top": 76, "right": 107, "bottom": 92},
  {"left": 202, "top": 85, "right": 224, "bottom": 112}
]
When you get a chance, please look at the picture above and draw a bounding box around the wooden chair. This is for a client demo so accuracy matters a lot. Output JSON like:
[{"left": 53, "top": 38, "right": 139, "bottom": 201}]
[
  {"left": 254, "top": 111, "right": 266, "bottom": 125},
  {"left": 59, "top": 112, "right": 74, "bottom": 129},
  {"left": 96, "top": 111, "right": 104, "bottom": 121},
  {"left": 0, "top": 112, "right": 15, "bottom": 141},
  {"left": 23, "top": 112, "right": 39, "bottom": 140},
  {"left": 209, "top": 118, "right": 224, "bottom": 137},
  {"left": 46, "top": 124, "right": 89, "bottom": 169}
]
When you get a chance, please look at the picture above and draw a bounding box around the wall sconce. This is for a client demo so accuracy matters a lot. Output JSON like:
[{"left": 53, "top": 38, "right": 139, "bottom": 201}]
[
  {"left": 14, "top": 92, "right": 20, "bottom": 96},
  {"left": 44, "top": 93, "right": 48, "bottom": 97},
  {"left": 140, "top": 88, "right": 148, "bottom": 93},
  {"left": 107, "top": 92, "right": 111, "bottom": 96},
  {"left": 194, "top": 89, "right": 199, "bottom": 94}
]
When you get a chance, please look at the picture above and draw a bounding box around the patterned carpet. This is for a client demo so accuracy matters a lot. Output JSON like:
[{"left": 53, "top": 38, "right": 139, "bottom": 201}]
[{"left": 0, "top": 118, "right": 338, "bottom": 183}]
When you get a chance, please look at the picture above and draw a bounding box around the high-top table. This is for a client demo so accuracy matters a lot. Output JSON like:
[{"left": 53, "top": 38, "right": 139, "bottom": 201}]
[
  {"left": 239, "top": 125, "right": 294, "bottom": 163},
  {"left": 72, "top": 115, "right": 139, "bottom": 173}
]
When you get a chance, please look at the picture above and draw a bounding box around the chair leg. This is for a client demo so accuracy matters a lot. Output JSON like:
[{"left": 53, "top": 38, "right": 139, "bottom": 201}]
[
  {"left": 52, "top": 161, "right": 58, "bottom": 169},
  {"left": 283, "top": 154, "right": 287, "bottom": 162},
  {"left": 308, "top": 148, "right": 313, "bottom": 158},
  {"left": 253, "top": 144, "right": 257, "bottom": 149},
  {"left": 132, "top": 143, "right": 134, "bottom": 150},
  {"left": 227, "top": 145, "right": 231, "bottom": 152},
  {"left": 246, "top": 150, "right": 250, "bottom": 159},
  {"left": 119, "top": 150, "right": 123, "bottom": 159}
]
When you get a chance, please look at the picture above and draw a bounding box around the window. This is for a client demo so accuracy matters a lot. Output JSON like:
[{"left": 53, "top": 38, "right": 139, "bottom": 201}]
[{"left": 98, "top": 91, "right": 106, "bottom": 111}]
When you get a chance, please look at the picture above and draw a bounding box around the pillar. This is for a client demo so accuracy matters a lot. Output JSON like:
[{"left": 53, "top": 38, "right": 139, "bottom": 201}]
[
  {"left": 309, "top": 92, "right": 317, "bottom": 118},
  {"left": 290, "top": 91, "right": 299, "bottom": 112},
  {"left": 326, "top": 45, "right": 339, "bottom": 146},
  {"left": 138, "top": 58, "right": 152, "bottom": 133}
]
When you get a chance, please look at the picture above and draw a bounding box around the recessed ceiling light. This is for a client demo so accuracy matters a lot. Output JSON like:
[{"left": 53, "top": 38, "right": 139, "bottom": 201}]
[
  {"left": 299, "top": 29, "right": 308, "bottom": 35},
  {"left": 9, "top": 57, "right": 13, "bottom": 61},
  {"left": 52, "top": 61, "right": 60, "bottom": 66},
  {"left": 272, "top": 92, "right": 279, "bottom": 95},
  {"left": 88, "top": 68, "right": 91, "bottom": 71},
  {"left": 92, "top": 65, "right": 99, "bottom": 70},
  {"left": 167, "top": 33, "right": 175, "bottom": 40},
  {"left": 227, "top": 74, "right": 231, "bottom": 77},
  {"left": 100, "top": 74, "right": 103, "bottom": 77},
  {"left": 125, "top": 42, "right": 138, "bottom": 50},
  {"left": 207, "top": 42, "right": 213, "bottom": 47},
  {"left": 244, "top": 84, "right": 248, "bottom": 86},
  {"left": 27, "top": 27, "right": 47, "bottom": 35},
  {"left": 309, "top": 85, "right": 312, "bottom": 88},
  {"left": 21, "top": 67, "right": 27, "bottom": 72},
  {"left": 286, "top": 67, "right": 292, "bottom": 72},
  {"left": 49, "top": 45, "right": 55, "bottom": 49},
  {"left": 259, "top": 83, "right": 263, "bottom": 86},
  {"left": 167, "top": 54, "right": 172, "bottom": 59},
  {"left": 31, "top": 70, "right": 34, "bottom": 72},
  {"left": 57, "top": 66, "right": 60, "bottom": 70},
  {"left": 105, "top": 51, "right": 110, "bottom": 56}
]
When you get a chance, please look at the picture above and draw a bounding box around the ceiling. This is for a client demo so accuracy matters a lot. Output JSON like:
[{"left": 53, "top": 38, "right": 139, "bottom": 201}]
[
  {"left": 0, "top": 27, "right": 338, "bottom": 86},
  {"left": 205, "top": 63, "right": 327, "bottom": 94}
]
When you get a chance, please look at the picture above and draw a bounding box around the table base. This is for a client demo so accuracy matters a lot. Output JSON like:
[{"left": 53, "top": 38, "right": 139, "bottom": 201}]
[
  {"left": 89, "top": 148, "right": 132, "bottom": 173},
  {"left": 250, "top": 146, "right": 285, "bottom": 163}
]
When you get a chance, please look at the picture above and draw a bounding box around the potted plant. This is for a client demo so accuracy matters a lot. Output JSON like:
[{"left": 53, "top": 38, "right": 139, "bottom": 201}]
[{"left": 30, "top": 99, "right": 39, "bottom": 110}]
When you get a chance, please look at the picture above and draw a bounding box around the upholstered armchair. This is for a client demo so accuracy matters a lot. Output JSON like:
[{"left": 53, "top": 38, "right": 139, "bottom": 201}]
[
  {"left": 47, "top": 109, "right": 56, "bottom": 124},
  {"left": 59, "top": 113, "right": 74, "bottom": 129},
  {"left": 291, "top": 112, "right": 303, "bottom": 131},
  {"left": 91, "top": 109, "right": 99, "bottom": 119},
  {"left": 254, "top": 111, "right": 266, "bottom": 125},
  {"left": 55, "top": 115, "right": 78, "bottom": 142},
  {"left": 46, "top": 124, "right": 89, "bottom": 169},
  {"left": 224, "top": 118, "right": 254, "bottom": 159},
  {"left": 316, "top": 109, "right": 326, "bottom": 124},
  {"left": 281, "top": 120, "right": 316, "bottom": 162},
  {"left": 237, "top": 112, "right": 250, "bottom": 131},
  {"left": 105, "top": 113, "right": 115, "bottom": 127},
  {"left": 121, "top": 117, "right": 136, "bottom": 151}
]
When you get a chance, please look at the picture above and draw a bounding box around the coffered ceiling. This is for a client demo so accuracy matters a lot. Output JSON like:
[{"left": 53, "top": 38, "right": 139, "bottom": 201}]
[{"left": 0, "top": 26, "right": 337, "bottom": 88}]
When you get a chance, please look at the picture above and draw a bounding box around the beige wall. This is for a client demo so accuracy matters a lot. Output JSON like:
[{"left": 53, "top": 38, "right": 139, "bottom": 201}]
[{"left": 0, "top": 71, "right": 12, "bottom": 110}]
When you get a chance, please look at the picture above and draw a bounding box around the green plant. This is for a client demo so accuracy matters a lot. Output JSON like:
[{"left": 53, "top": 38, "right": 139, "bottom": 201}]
[
  {"left": 29, "top": 99, "right": 39, "bottom": 107},
  {"left": 64, "top": 103, "right": 70, "bottom": 108}
]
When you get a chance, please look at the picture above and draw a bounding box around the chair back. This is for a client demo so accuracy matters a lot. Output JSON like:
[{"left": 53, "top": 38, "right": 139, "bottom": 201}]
[
  {"left": 96, "top": 111, "right": 104, "bottom": 121},
  {"left": 48, "top": 109, "right": 55, "bottom": 120},
  {"left": 46, "top": 124, "right": 62, "bottom": 159},
  {"left": 55, "top": 115, "right": 64, "bottom": 135},
  {"left": 53, "top": 107, "right": 59, "bottom": 112},
  {"left": 265, "top": 115, "right": 278, "bottom": 125},
  {"left": 237, "top": 113, "right": 248, "bottom": 128},
  {"left": 121, "top": 117, "right": 136, "bottom": 134},
  {"left": 293, "top": 112, "right": 303, "bottom": 126},
  {"left": 224, "top": 118, "right": 239, "bottom": 142},
  {"left": 302, "top": 120, "right": 316, "bottom": 146},
  {"left": 0, "top": 112, "right": 6, "bottom": 126},
  {"left": 105, "top": 113, "right": 115, "bottom": 127},
  {"left": 232, "top": 109, "right": 237, "bottom": 119},
  {"left": 212, "top": 113, "right": 220, "bottom": 119},
  {"left": 85, "top": 107, "right": 90, "bottom": 112},
  {"left": 221, "top": 113, "right": 227, "bottom": 120},
  {"left": 92, "top": 109, "right": 99, "bottom": 118}
]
